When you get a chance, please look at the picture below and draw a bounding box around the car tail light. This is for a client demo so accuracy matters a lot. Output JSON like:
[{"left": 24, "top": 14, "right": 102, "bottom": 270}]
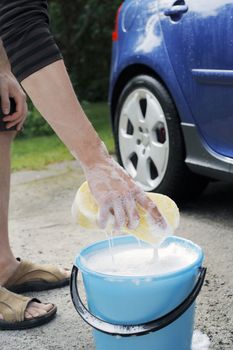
[{"left": 112, "top": 3, "right": 123, "bottom": 41}]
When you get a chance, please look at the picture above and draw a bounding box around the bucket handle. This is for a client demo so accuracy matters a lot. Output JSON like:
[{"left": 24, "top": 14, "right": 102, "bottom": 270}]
[{"left": 70, "top": 265, "right": 206, "bottom": 337}]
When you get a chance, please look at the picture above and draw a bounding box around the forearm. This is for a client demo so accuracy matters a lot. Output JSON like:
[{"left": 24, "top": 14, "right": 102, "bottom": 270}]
[{"left": 21, "top": 60, "right": 110, "bottom": 168}]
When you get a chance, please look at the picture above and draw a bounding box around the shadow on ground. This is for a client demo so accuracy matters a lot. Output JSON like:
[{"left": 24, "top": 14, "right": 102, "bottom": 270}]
[{"left": 181, "top": 181, "right": 233, "bottom": 226}]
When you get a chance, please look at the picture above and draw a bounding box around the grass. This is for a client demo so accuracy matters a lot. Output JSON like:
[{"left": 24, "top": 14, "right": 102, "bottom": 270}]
[
  {"left": 12, "top": 135, "right": 74, "bottom": 171},
  {"left": 12, "top": 102, "right": 115, "bottom": 171}
]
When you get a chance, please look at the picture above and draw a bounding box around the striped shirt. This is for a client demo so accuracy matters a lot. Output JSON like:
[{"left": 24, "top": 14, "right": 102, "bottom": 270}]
[{"left": 0, "top": 0, "right": 62, "bottom": 82}]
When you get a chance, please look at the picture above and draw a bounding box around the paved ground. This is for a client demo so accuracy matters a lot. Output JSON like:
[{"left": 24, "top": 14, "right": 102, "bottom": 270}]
[{"left": 1, "top": 161, "right": 233, "bottom": 350}]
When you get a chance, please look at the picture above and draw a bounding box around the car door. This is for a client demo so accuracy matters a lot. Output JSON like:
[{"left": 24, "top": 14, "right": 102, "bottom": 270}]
[{"left": 158, "top": 0, "right": 233, "bottom": 158}]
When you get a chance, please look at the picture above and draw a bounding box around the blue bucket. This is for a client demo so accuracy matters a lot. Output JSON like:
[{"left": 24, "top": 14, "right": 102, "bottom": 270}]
[{"left": 71, "top": 236, "right": 206, "bottom": 350}]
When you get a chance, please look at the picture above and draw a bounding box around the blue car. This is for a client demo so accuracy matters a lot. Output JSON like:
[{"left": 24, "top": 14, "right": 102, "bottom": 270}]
[{"left": 109, "top": 0, "right": 233, "bottom": 201}]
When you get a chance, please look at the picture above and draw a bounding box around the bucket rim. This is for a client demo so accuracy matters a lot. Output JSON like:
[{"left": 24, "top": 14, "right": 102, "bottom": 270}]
[{"left": 74, "top": 235, "right": 204, "bottom": 280}]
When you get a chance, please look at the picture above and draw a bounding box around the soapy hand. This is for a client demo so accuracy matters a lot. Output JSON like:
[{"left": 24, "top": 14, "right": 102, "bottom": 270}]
[{"left": 83, "top": 156, "right": 168, "bottom": 231}]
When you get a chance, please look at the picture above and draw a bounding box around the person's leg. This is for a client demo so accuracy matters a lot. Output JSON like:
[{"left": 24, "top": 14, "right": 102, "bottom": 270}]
[
  {"left": 0, "top": 131, "right": 53, "bottom": 320},
  {"left": 0, "top": 131, "right": 19, "bottom": 283}
]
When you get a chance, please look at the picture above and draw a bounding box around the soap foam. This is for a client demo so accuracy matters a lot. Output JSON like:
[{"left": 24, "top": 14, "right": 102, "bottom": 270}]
[
  {"left": 83, "top": 242, "right": 197, "bottom": 276},
  {"left": 192, "top": 330, "right": 211, "bottom": 350}
]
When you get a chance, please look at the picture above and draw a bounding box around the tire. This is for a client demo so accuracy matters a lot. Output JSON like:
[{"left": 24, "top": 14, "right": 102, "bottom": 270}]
[{"left": 114, "top": 75, "right": 209, "bottom": 202}]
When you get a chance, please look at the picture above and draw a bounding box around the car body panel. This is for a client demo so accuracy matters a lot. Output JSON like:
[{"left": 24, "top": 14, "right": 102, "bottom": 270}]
[
  {"left": 109, "top": 0, "right": 195, "bottom": 127},
  {"left": 109, "top": 0, "right": 233, "bottom": 181},
  {"left": 182, "top": 123, "right": 233, "bottom": 180},
  {"left": 158, "top": 0, "right": 233, "bottom": 158}
]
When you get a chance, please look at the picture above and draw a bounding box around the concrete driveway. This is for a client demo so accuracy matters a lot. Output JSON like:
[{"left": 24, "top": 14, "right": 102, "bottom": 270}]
[{"left": 1, "top": 161, "right": 232, "bottom": 350}]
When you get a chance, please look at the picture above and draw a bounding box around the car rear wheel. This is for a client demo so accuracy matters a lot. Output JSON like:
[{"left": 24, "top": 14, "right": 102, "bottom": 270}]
[{"left": 114, "top": 75, "right": 209, "bottom": 202}]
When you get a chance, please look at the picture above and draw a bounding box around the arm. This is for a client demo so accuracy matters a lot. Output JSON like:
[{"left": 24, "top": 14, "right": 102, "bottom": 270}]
[
  {"left": 21, "top": 61, "right": 169, "bottom": 232},
  {"left": 0, "top": 39, "right": 27, "bottom": 130},
  {"left": 0, "top": 0, "right": 168, "bottom": 232}
]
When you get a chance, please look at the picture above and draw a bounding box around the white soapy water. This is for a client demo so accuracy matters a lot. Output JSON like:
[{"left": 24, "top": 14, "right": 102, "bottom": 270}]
[
  {"left": 83, "top": 242, "right": 197, "bottom": 276},
  {"left": 105, "top": 231, "right": 116, "bottom": 266},
  {"left": 192, "top": 330, "right": 211, "bottom": 350},
  {"left": 153, "top": 246, "right": 159, "bottom": 262}
]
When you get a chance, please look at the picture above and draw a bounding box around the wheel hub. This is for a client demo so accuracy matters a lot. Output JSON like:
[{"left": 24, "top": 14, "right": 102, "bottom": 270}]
[
  {"left": 141, "top": 131, "right": 150, "bottom": 147},
  {"left": 137, "top": 126, "right": 150, "bottom": 147}
]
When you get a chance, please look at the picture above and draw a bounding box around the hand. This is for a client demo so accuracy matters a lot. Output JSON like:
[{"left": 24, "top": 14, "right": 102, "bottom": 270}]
[
  {"left": 0, "top": 71, "right": 27, "bottom": 131},
  {"left": 83, "top": 156, "right": 168, "bottom": 231}
]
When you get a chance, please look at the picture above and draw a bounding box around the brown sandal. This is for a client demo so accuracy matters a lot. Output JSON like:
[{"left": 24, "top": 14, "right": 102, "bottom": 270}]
[
  {"left": 4, "top": 258, "right": 70, "bottom": 293},
  {"left": 0, "top": 287, "right": 57, "bottom": 330}
]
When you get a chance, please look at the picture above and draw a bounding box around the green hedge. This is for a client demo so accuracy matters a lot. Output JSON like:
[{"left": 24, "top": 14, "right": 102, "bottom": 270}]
[
  {"left": 49, "top": 0, "right": 122, "bottom": 101},
  {"left": 20, "top": 1, "right": 122, "bottom": 138}
]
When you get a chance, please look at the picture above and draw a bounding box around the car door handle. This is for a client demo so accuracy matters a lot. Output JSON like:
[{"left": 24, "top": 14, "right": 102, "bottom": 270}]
[{"left": 164, "top": 4, "right": 188, "bottom": 17}]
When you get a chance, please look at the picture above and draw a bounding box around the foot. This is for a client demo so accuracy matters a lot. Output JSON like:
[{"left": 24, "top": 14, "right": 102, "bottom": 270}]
[
  {"left": 0, "top": 300, "right": 54, "bottom": 321},
  {"left": 0, "top": 259, "right": 56, "bottom": 322},
  {"left": 0, "top": 257, "right": 20, "bottom": 286},
  {"left": 0, "top": 287, "right": 57, "bottom": 329},
  {"left": 0, "top": 257, "right": 70, "bottom": 288}
]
